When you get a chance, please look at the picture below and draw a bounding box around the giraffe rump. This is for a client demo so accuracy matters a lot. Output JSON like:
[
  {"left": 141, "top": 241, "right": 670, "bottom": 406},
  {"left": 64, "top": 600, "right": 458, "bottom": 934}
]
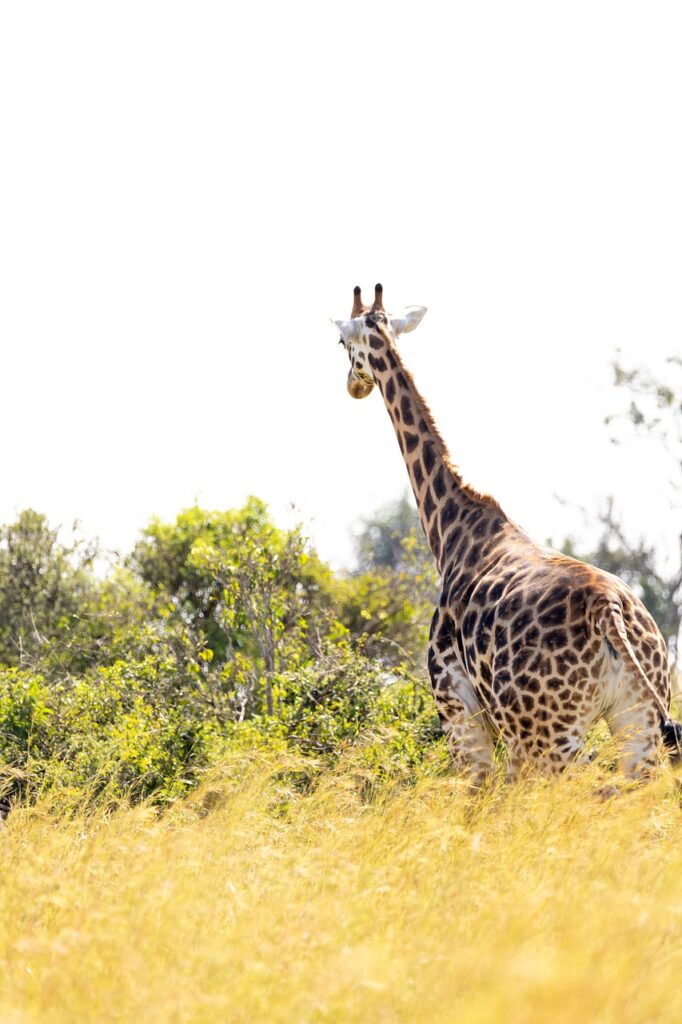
[{"left": 597, "top": 596, "right": 681, "bottom": 762}]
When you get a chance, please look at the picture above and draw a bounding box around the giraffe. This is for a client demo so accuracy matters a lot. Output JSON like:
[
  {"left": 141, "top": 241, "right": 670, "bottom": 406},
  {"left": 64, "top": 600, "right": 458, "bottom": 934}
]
[{"left": 334, "top": 283, "right": 682, "bottom": 785}]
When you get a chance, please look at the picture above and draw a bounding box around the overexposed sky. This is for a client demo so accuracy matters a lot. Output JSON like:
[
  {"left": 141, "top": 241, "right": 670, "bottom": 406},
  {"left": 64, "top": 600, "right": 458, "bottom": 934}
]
[{"left": 1, "top": 1, "right": 680, "bottom": 570}]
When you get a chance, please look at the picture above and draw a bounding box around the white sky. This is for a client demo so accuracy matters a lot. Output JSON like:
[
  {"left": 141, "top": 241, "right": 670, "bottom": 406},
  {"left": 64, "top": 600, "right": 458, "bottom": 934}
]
[{"left": 1, "top": 1, "right": 680, "bottom": 571}]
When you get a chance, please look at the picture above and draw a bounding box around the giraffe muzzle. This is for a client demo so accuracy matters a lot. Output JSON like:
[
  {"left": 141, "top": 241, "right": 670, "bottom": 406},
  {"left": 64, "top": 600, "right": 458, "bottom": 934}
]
[{"left": 347, "top": 370, "right": 374, "bottom": 400}]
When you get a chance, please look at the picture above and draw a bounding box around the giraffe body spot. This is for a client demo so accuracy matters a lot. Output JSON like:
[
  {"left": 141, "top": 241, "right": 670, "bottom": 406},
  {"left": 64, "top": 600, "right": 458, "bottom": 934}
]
[
  {"left": 433, "top": 466, "right": 446, "bottom": 499},
  {"left": 400, "top": 396, "right": 414, "bottom": 425},
  {"left": 440, "top": 498, "right": 459, "bottom": 533},
  {"left": 539, "top": 604, "right": 567, "bottom": 627}
]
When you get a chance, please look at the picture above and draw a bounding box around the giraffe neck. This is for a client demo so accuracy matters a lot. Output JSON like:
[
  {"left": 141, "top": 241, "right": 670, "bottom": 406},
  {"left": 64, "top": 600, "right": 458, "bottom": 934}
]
[{"left": 367, "top": 331, "right": 509, "bottom": 577}]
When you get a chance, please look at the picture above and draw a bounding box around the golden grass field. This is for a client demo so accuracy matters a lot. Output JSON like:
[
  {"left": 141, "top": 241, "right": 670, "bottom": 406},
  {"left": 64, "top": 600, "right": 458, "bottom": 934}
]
[{"left": 2, "top": 751, "right": 682, "bottom": 1024}]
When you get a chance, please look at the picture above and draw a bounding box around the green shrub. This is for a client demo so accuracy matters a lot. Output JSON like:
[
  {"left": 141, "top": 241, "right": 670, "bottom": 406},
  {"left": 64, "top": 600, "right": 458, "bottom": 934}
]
[{"left": 0, "top": 502, "right": 445, "bottom": 810}]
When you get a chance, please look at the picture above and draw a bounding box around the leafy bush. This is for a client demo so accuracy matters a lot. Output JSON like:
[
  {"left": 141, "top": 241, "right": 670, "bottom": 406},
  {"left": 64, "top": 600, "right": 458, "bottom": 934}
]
[{"left": 0, "top": 501, "right": 442, "bottom": 809}]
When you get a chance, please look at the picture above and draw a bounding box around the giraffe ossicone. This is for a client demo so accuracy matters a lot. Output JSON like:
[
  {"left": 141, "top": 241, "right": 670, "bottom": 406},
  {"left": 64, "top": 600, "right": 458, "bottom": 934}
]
[{"left": 335, "top": 283, "right": 681, "bottom": 785}]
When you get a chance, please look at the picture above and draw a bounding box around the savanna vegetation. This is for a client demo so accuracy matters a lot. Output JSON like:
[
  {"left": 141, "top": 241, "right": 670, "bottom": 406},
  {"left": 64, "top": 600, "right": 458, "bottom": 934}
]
[
  {"left": 3, "top": 754, "right": 682, "bottom": 1024},
  {"left": 1, "top": 357, "right": 681, "bottom": 1023},
  {"left": 0, "top": 497, "right": 441, "bottom": 811}
]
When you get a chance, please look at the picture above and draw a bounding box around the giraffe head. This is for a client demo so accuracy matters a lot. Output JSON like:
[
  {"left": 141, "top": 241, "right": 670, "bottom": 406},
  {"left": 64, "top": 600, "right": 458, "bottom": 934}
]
[{"left": 334, "top": 284, "right": 427, "bottom": 399}]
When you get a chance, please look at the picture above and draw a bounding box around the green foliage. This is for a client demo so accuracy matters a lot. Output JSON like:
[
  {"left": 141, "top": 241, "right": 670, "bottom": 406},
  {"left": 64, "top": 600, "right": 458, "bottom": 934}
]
[
  {"left": 0, "top": 657, "right": 219, "bottom": 804},
  {"left": 0, "top": 668, "right": 55, "bottom": 764},
  {"left": 274, "top": 638, "right": 417, "bottom": 753},
  {"left": 0, "top": 510, "right": 98, "bottom": 672},
  {"left": 342, "top": 494, "right": 438, "bottom": 666},
  {"left": 52, "top": 658, "right": 218, "bottom": 801},
  {"left": 131, "top": 499, "right": 335, "bottom": 668},
  {"left": 189, "top": 502, "right": 335, "bottom": 715},
  {"left": 0, "top": 500, "right": 441, "bottom": 809},
  {"left": 333, "top": 567, "right": 431, "bottom": 666}
]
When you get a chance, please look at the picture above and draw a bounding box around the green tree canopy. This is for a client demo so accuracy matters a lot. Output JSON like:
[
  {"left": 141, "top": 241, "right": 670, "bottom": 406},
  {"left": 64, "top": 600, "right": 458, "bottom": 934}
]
[{"left": 0, "top": 510, "right": 97, "bottom": 671}]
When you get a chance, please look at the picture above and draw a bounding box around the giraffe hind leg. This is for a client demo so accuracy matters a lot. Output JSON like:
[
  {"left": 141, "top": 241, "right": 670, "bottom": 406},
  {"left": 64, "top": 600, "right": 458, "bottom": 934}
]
[
  {"left": 502, "top": 731, "right": 587, "bottom": 781},
  {"left": 428, "top": 623, "right": 495, "bottom": 787},
  {"left": 436, "top": 701, "right": 496, "bottom": 788},
  {"left": 606, "top": 696, "right": 662, "bottom": 781}
]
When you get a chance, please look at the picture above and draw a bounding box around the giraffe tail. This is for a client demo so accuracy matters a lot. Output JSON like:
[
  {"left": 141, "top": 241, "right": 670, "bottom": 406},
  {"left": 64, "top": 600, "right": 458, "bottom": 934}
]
[
  {"left": 661, "top": 718, "right": 682, "bottom": 762},
  {"left": 597, "top": 596, "right": 682, "bottom": 762}
]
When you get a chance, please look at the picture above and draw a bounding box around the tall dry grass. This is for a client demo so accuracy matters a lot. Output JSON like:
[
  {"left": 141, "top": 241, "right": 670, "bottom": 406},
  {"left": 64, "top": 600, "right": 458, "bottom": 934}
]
[{"left": 1, "top": 753, "right": 682, "bottom": 1024}]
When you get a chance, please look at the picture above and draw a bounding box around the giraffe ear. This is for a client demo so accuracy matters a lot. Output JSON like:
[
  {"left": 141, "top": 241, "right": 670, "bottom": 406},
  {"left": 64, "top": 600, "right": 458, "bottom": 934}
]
[
  {"left": 333, "top": 318, "right": 360, "bottom": 342},
  {"left": 390, "top": 306, "right": 427, "bottom": 336}
]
